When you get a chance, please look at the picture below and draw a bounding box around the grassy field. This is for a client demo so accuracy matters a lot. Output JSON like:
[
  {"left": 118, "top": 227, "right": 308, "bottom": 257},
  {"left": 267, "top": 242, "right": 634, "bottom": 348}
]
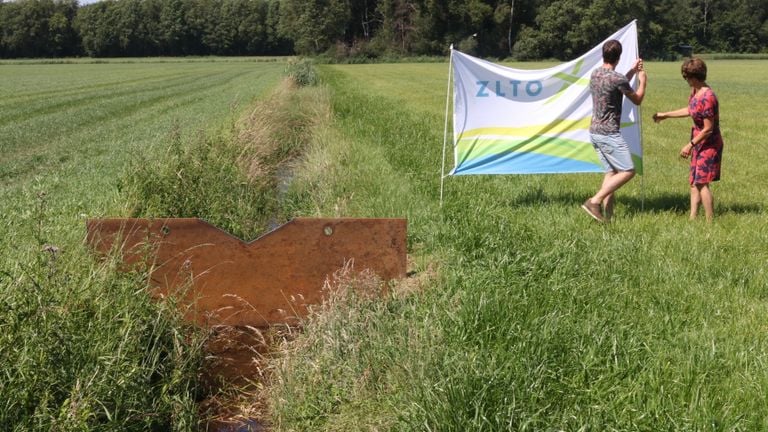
[
  {"left": 269, "top": 60, "right": 768, "bottom": 431},
  {"left": 0, "top": 58, "right": 285, "bottom": 430},
  {"left": 2, "top": 57, "right": 768, "bottom": 431}
]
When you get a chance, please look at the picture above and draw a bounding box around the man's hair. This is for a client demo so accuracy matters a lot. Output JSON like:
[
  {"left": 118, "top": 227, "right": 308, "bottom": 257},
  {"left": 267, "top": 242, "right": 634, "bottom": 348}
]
[
  {"left": 602, "top": 40, "right": 622, "bottom": 64},
  {"left": 681, "top": 57, "right": 707, "bottom": 81}
]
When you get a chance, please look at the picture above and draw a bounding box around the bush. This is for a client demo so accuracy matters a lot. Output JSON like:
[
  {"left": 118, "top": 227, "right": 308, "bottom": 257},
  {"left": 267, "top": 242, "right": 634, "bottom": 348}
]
[{"left": 285, "top": 58, "right": 319, "bottom": 87}]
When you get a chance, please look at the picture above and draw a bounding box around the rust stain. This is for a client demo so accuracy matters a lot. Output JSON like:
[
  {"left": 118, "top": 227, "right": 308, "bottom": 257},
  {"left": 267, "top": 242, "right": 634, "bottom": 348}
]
[{"left": 85, "top": 218, "right": 407, "bottom": 326}]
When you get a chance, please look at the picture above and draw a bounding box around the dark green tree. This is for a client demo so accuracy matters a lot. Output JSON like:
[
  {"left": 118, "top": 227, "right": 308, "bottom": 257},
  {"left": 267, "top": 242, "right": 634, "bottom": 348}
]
[
  {"left": 1, "top": 0, "right": 767, "bottom": 60},
  {"left": 265, "top": 0, "right": 292, "bottom": 54},
  {"left": 157, "top": 0, "right": 189, "bottom": 55},
  {"left": 47, "top": 0, "right": 79, "bottom": 56},
  {"left": 75, "top": 2, "right": 119, "bottom": 57},
  {"left": 279, "top": 0, "right": 351, "bottom": 54},
  {"left": 372, "top": 0, "right": 420, "bottom": 55},
  {"left": 111, "top": 0, "right": 154, "bottom": 56},
  {"left": 233, "top": 0, "right": 267, "bottom": 54},
  {"left": 708, "top": 0, "right": 766, "bottom": 52},
  {"left": 0, "top": 0, "right": 79, "bottom": 57}
]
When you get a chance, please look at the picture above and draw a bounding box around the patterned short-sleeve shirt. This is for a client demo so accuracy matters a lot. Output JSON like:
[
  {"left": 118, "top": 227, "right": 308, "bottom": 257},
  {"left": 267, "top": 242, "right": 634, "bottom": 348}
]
[{"left": 589, "top": 67, "right": 633, "bottom": 135}]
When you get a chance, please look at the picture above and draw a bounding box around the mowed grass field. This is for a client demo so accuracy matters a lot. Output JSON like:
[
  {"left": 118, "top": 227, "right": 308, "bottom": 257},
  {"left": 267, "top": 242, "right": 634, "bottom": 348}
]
[
  {"left": 0, "top": 58, "right": 284, "bottom": 246},
  {"left": 270, "top": 61, "right": 768, "bottom": 431}
]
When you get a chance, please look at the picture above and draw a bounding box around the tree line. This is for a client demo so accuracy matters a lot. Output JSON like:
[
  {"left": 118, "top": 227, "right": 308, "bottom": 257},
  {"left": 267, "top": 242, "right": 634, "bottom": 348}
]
[{"left": 1, "top": 0, "right": 766, "bottom": 60}]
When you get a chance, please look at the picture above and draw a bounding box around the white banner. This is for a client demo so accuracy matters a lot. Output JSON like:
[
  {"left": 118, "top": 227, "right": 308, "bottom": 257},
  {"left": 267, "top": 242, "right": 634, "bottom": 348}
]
[{"left": 450, "top": 20, "right": 642, "bottom": 175}]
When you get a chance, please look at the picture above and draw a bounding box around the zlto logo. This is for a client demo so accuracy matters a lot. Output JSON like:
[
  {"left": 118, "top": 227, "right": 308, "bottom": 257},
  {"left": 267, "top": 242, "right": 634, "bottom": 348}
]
[{"left": 473, "top": 59, "right": 588, "bottom": 103}]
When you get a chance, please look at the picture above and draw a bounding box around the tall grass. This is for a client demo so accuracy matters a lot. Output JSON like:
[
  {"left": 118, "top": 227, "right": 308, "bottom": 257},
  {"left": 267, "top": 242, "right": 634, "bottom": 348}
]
[
  {"left": 269, "top": 61, "right": 768, "bottom": 430},
  {"left": 118, "top": 122, "right": 277, "bottom": 241},
  {"left": 0, "top": 196, "right": 204, "bottom": 431},
  {"left": 115, "top": 69, "right": 336, "bottom": 428},
  {"left": 120, "top": 77, "right": 330, "bottom": 240}
]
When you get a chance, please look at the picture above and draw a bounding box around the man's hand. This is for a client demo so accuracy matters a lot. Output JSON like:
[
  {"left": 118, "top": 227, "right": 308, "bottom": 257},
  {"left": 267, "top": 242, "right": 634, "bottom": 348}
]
[{"left": 627, "top": 59, "right": 646, "bottom": 83}]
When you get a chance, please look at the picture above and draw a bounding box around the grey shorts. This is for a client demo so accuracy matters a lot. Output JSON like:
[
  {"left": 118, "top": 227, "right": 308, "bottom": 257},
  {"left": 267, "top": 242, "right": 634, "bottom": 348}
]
[{"left": 590, "top": 133, "right": 635, "bottom": 172}]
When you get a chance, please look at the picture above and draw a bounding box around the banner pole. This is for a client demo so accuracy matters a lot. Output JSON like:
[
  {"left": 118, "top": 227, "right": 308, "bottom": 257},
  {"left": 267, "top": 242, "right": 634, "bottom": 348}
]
[
  {"left": 633, "top": 21, "right": 645, "bottom": 212},
  {"left": 440, "top": 45, "right": 454, "bottom": 208}
]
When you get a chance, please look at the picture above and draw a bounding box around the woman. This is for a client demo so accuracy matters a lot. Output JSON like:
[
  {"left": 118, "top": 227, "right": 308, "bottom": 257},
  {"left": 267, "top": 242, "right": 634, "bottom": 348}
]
[{"left": 653, "top": 57, "right": 723, "bottom": 222}]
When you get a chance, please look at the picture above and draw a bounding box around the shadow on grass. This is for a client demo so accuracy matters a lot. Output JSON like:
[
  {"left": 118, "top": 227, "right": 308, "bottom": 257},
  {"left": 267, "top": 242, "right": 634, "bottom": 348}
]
[
  {"left": 622, "top": 193, "right": 688, "bottom": 215},
  {"left": 623, "top": 193, "right": 762, "bottom": 216},
  {"left": 510, "top": 188, "right": 762, "bottom": 216}
]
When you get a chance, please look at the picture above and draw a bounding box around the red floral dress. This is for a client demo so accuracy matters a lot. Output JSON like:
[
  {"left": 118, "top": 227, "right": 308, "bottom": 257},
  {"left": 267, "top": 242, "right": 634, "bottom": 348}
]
[{"left": 688, "top": 88, "right": 723, "bottom": 185}]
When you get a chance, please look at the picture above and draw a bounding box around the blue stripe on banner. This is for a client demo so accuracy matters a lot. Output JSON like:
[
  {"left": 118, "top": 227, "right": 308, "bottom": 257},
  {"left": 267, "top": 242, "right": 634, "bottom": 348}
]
[{"left": 452, "top": 151, "right": 603, "bottom": 175}]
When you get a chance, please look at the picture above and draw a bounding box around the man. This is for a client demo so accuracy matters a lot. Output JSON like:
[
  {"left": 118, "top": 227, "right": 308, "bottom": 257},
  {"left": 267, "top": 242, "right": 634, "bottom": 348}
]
[{"left": 582, "top": 39, "right": 647, "bottom": 222}]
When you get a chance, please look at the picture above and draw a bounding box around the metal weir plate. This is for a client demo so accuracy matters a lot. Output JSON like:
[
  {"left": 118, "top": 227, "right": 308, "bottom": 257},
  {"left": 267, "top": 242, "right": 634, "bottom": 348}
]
[{"left": 86, "top": 218, "right": 407, "bottom": 326}]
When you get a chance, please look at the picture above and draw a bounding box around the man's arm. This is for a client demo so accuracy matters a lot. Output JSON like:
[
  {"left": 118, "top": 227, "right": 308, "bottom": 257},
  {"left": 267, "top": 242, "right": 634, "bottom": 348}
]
[{"left": 625, "top": 70, "right": 647, "bottom": 105}]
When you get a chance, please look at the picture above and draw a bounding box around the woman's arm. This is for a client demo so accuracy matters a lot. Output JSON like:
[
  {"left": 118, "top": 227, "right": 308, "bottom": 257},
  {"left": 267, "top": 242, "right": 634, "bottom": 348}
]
[
  {"left": 693, "top": 117, "right": 714, "bottom": 144},
  {"left": 653, "top": 107, "right": 689, "bottom": 123},
  {"left": 680, "top": 117, "right": 713, "bottom": 158}
]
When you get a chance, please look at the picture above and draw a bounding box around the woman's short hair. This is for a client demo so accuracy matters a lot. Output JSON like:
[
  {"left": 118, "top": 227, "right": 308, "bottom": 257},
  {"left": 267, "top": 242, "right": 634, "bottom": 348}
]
[
  {"left": 682, "top": 57, "right": 707, "bottom": 81},
  {"left": 602, "top": 40, "right": 622, "bottom": 64}
]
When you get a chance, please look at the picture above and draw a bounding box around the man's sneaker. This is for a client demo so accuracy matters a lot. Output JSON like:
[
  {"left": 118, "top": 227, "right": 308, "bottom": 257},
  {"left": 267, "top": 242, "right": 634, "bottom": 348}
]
[{"left": 581, "top": 200, "right": 605, "bottom": 222}]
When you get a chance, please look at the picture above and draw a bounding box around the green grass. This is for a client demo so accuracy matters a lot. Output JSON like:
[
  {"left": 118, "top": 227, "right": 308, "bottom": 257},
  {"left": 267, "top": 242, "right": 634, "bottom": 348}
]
[
  {"left": 0, "top": 59, "right": 285, "bottom": 430},
  {"left": 270, "top": 60, "right": 768, "bottom": 430},
  {"left": 3, "top": 56, "right": 767, "bottom": 430}
]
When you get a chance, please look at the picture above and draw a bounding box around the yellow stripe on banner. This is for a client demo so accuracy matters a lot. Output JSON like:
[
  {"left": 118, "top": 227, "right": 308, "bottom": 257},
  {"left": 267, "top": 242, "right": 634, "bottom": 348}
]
[
  {"left": 544, "top": 59, "right": 590, "bottom": 105},
  {"left": 551, "top": 73, "right": 590, "bottom": 86},
  {"left": 620, "top": 121, "right": 636, "bottom": 128},
  {"left": 458, "top": 117, "right": 592, "bottom": 140}
]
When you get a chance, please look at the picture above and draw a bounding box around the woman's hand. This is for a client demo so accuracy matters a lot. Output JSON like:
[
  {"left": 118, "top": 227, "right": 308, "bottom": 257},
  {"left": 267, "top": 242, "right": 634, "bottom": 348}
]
[
  {"left": 652, "top": 108, "right": 690, "bottom": 122},
  {"left": 680, "top": 142, "right": 693, "bottom": 158}
]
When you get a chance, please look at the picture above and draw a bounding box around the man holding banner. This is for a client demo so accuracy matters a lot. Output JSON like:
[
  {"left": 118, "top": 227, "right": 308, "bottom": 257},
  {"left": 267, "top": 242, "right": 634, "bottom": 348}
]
[{"left": 581, "top": 40, "right": 647, "bottom": 222}]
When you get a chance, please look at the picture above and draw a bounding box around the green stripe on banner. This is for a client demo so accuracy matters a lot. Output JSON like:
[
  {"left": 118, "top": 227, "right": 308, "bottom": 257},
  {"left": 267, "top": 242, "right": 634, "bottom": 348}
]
[
  {"left": 456, "top": 134, "right": 644, "bottom": 174},
  {"left": 456, "top": 135, "right": 599, "bottom": 166}
]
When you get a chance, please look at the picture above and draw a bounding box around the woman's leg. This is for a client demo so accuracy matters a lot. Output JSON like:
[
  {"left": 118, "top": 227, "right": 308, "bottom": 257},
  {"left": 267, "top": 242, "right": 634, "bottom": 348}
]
[
  {"left": 698, "top": 183, "right": 714, "bottom": 222},
  {"left": 689, "top": 184, "right": 700, "bottom": 220}
]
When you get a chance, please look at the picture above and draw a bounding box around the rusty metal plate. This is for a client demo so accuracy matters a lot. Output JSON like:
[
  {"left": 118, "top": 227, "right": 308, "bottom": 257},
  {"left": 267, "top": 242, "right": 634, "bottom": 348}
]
[{"left": 86, "top": 218, "right": 407, "bottom": 326}]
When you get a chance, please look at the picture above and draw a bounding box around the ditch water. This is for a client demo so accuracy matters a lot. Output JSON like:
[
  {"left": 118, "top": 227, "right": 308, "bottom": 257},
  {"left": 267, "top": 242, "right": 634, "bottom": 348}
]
[
  {"left": 206, "top": 165, "right": 294, "bottom": 431},
  {"left": 201, "top": 326, "right": 290, "bottom": 432},
  {"left": 210, "top": 418, "right": 268, "bottom": 432}
]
